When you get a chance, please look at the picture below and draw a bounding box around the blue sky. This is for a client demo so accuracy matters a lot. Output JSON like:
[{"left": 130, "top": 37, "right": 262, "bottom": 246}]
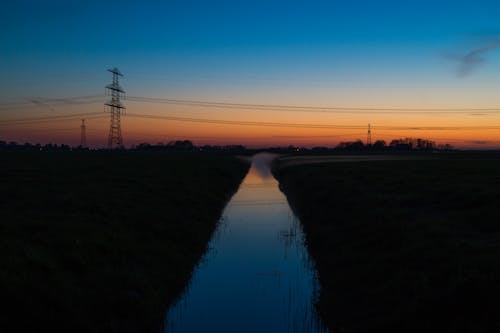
[
  {"left": 2, "top": 1, "right": 500, "bottom": 147},
  {"left": 2, "top": 0, "right": 500, "bottom": 100}
]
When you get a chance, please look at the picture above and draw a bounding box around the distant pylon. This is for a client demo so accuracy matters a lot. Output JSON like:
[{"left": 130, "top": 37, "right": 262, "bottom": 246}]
[
  {"left": 367, "top": 123, "right": 372, "bottom": 146},
  {"left": 80, "top": 119, "right": 86, "bottom": 147},
  {"left": 105, "top": 68, "right": 126, "bottom": 148}
]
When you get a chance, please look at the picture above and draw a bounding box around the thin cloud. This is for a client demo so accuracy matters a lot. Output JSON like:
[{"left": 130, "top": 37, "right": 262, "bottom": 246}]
[
  {"left": 466, "top": 140, "right": 490, "bottom": 145},
  {"left": 27, "top": 98, "right": 55, "bottom": 111},
  {"left": 448, "top": 39, "right": 500, "bottom": 77}
]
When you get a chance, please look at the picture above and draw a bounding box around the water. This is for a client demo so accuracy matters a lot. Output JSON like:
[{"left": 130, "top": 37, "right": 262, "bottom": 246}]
[{"left": 164, "top": 153, "right": 329, "bottom": 333}]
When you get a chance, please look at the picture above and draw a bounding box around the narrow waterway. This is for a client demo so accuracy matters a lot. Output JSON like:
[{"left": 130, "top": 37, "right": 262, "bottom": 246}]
[{"left": 164, "top": 153, "right": 329, "bottom": 333}]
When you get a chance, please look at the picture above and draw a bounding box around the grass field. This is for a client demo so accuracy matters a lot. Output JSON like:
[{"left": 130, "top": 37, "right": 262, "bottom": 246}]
[
  {"left": 0, "top": 151, "right": 249, "bottom": 333},
  {"left": 273, "top": 154, "right": 500, "bottom": 333}
]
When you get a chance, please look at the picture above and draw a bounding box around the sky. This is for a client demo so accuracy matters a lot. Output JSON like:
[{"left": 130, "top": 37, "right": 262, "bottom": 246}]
[{"left": 1, "top": 0, "right": 500, "bottom": 148}]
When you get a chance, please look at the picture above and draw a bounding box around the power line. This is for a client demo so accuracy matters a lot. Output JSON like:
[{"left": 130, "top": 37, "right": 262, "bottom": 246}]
[
  {"left": 272, "top": 134, "right": 358, "bottom": 138},
  {"left": 126, "top": 113, "right": 500, "bottom": 131},
  {"left": 3, "top": 93, "right": 500, "bottom": 114},
  {"left": 127, "top": 95, "right": 500, "bottom": 114},
  {"left": 5, "top": 127, "right": 81, "bottom": 133},
  {"left": 25, "top": 95, "right": 104, "bottom": 107},
  {"left": 0, "top": 95, "right": 105, "bottom": 110},
  {"left": 126, "top": 113, "right": 366, "bottom": 129},
  {"left": 0, "top": 112, "right": 105, "bottom": 125},
  {"left": 2, "top": 110, "right": 500, "bottom": 132},
  {"left": 376, "top": 125, "right": 500, "bottom": 130}
]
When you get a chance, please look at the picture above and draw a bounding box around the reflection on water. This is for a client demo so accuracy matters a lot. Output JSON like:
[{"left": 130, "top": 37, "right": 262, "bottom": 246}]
[{"left": 164, "top": 153, "right": 329, "bottom": 333}]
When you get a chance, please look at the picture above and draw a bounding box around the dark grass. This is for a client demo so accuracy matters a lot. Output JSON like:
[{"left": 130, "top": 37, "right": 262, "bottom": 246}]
[
  {"left": 0, "top": 151, "right": 249, "bottom": 333},
  {"left": 273, "top": 155, "right": 500, "bottom": 333}
]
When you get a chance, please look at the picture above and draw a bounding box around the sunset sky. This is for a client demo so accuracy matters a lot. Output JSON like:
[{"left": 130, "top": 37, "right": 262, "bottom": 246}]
[{"left": 1, "top": 0, "right": 500, "bottom": 148}]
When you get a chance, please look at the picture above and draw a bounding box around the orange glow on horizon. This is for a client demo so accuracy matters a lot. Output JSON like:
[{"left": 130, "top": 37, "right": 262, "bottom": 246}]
[{"left": 3, "top": 101, "right": 500, "bottom": 149}]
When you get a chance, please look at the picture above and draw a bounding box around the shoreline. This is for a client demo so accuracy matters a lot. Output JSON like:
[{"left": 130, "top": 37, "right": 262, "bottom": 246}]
[
  {"left": 1, "top": 151, "right": 250, "bottom": 333},
  {"left": 273, "top": 154, "right": 500, "bottom": 332}
]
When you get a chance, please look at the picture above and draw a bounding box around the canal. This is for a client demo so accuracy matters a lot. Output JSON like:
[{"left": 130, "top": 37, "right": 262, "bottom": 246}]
[{"left": 165, "top": 153, "right": 329, "bottom": 333}]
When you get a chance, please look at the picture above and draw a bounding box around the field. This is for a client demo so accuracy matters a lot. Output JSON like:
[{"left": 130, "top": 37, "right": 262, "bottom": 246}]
[
  {"left": 273, "top": 153, "right": 500, "bottom": 333},
  {"left": 0, "top": 151, "right": 249, "bottom": 333}
]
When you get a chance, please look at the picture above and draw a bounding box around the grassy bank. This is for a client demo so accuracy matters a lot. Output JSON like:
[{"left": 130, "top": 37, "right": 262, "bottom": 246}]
[
  {"left": 1, "top": 151, "right": 249, "bottom": 333},
  {"left": 273, "top": 155, "right": 500, "bottom": 332}
]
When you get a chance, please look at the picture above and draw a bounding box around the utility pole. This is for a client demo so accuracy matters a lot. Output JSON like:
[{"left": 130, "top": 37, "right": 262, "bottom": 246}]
[
  {"left": 80, "top": 119, "right": 86, "bottom": 148},
  {"left": 105, "top": 68, "right": 125, "bottom": 148},
  {"left": 367, "top": 123, "right": 372, "bottom": 146}
]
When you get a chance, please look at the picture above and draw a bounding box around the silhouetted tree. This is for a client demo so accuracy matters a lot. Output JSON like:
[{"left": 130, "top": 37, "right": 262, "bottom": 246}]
[
  {"left": 337, "top": 140, "right": 365, "bottom": 151},
  {"left": 372, "top": 140, "right": 386, "bottom": 150}
]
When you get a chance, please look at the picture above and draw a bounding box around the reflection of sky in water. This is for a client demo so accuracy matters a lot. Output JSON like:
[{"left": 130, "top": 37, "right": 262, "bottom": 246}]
[{"left": 165, "top": 153, "right": 329, "bottom": 333}]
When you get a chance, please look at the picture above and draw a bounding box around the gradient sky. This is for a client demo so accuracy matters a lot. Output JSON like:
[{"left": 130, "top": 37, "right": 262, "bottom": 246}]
[{"left": 1, "top": 0, "right": 500, "bottom": 148}]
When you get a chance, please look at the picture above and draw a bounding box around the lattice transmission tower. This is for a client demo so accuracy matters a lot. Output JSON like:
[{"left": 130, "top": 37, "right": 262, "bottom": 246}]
[
  {"left": 105, "top": 68, "right": 126, "bottom": 148},
  {"left": 80, "top": 119, "right": 86, "bottom": 147},
  {"left": 367, "top": 123, "right": 372, "bottom": 146}
]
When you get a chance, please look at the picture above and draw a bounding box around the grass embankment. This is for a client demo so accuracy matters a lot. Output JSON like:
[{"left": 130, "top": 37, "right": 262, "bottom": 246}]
[
  {"left": 0, "top": 151, "right": 249, "bottom": 333},
  {"left": 273, "top": 155, "right": 500, "bottom": 333}
]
